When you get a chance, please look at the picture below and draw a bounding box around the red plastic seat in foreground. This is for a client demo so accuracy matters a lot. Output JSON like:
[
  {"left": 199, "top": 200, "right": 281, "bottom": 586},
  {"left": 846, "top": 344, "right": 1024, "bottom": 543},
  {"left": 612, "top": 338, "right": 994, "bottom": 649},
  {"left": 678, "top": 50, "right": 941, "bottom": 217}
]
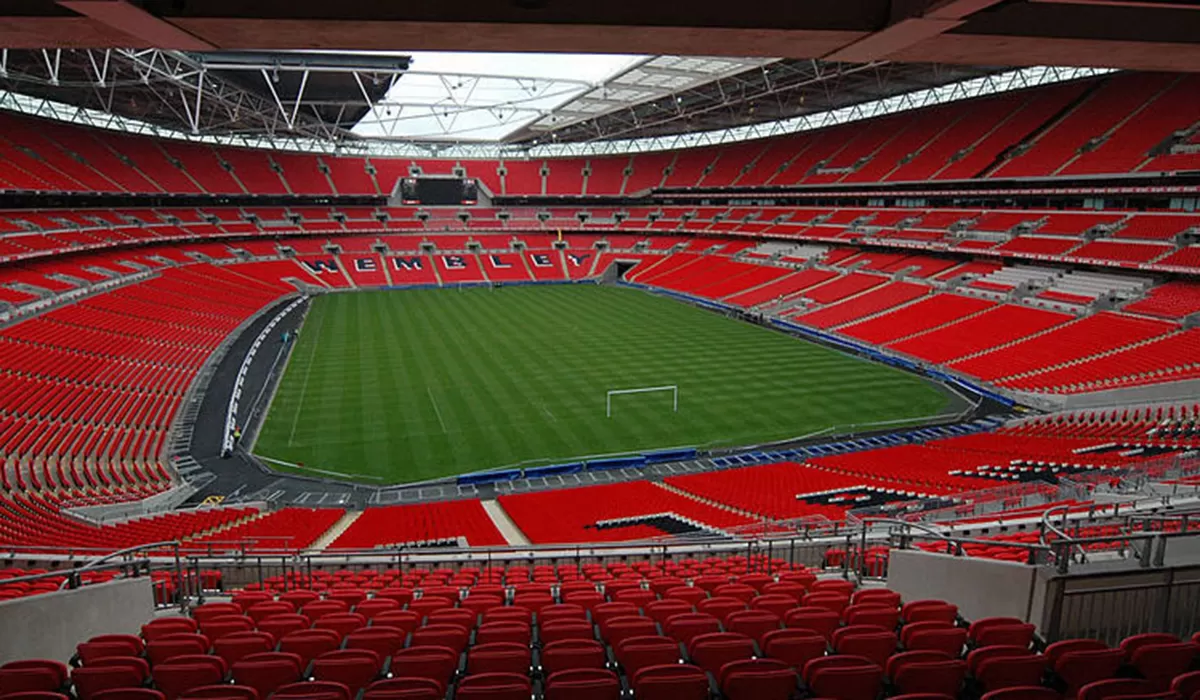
[
  {"left": 151, "top": 655, "right": 227, "bottom": 700},
  {"left": 893, "top": 659, "right": 967, "bottom": 697},
  {"left": 614, "top": 636, "right": 680, "bottom": 677},
  {"left": 71, "top": 664, "right": 145, "bottom": 700},
  {"left": 784, "top": 607, "right": 840, "bottom": 640},
  {"left": 230, "top": 652, "right": 303, "bottom": 699},
  {"left": 1129, "top": 642, "right": 1197, "bottom": 690},
  {"left": 631, "top": 664, "right": 709, "bottom": 700},
  {"left": 92, "top": 690, "right": 165, "bottom": 700},
  {"left": 271, "top": 681, "right": 352, "bottom": 700},
  {"left": 311, "top": 649, "right": 382, "bottom": 695},
  {"left": 665, "top": 612, "right": 721, "bottom": 646},
  {"left": 688, "top": 632, "right": 757, "bottom": 675},
  {"left": 804, "top": 657, "right": 883, "bottom": 700},
  {"left": 542, "top": 639, "right": 606, "bottom": 676},
  {"left": 981, "top": 688, "right": 1061, "bottom": 700},
  {"left": 147, "top": 634, "right": 211, "bottom": 666},
  {"left": 976, "top": 653, "right": 1048, "bottom": 692},
  {"left": 467, "top": 642, "right": 531, "bottom": 676},
  {"left": 389, "top": 646, "right": 458, "bottom": 686},
  {"left": 1079, "top": 678, "right": 1165, "bottom": 700},
  {"left": 544, "top": 668, "right": 621, "bottom": 700},
  {"left": 213, "top": 632, "right": 275, "bottom": 668},
  {"left": 179, "top": 686, "right": 259, "bottom": 699},
  {"left": 454, "top": 672, "right": 531, "bottom": 700},
  {"left": 361, "top": 677, "right": 444, "bottom": 700},
  {"left": 761, "top": 628, "right": 826, "bottom": 670},
  {"left": 718, "top": 658, "right": 797, "bottom": 700},
  {"left": 1055, "top": 648, "right": 1124, "bottom": 698},
  {"left": 0, "top": 659, "right": 69, "bottom": 695}
]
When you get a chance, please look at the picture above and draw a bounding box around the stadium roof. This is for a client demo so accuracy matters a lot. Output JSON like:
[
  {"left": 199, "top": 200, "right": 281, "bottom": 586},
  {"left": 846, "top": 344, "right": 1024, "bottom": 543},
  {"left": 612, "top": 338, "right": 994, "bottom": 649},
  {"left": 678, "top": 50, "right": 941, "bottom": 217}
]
[{"left": 0, "top": 47, "right": 1010, "bottom": 146}]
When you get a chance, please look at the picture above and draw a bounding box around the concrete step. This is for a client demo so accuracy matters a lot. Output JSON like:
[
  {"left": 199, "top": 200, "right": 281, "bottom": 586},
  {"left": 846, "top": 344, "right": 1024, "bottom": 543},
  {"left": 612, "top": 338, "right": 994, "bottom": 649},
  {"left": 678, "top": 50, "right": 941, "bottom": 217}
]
[
  {"left": 481, "top": 499, "right": 531, "bottom": 546},
  {"left": 311, "top": 509, "right": 364, "bottom": 550}
]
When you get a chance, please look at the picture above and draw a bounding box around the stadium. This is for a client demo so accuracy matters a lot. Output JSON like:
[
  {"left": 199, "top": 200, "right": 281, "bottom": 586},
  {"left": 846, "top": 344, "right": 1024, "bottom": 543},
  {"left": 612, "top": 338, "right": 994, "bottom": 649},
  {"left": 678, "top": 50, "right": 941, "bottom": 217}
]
[{"left": 0, "top": 2, "right": 1199, "bottom": 699}]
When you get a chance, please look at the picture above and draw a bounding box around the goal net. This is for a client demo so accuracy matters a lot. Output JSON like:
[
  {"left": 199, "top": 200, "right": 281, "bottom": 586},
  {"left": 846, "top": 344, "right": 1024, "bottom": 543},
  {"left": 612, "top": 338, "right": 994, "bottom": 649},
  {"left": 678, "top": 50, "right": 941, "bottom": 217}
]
[{"left": 606, "top": 385, "right": 678, "bottom": 418}]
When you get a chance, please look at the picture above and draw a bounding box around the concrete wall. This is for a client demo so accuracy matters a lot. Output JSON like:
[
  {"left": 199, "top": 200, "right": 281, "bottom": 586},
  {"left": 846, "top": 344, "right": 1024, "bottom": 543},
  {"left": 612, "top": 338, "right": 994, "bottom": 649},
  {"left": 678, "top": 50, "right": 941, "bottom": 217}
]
[
  {"left": 888, "top": 549, "right": 1043, "bottom": 623},
  {"left": 0, "top": 578, "right": 157, "bottom": 664}
]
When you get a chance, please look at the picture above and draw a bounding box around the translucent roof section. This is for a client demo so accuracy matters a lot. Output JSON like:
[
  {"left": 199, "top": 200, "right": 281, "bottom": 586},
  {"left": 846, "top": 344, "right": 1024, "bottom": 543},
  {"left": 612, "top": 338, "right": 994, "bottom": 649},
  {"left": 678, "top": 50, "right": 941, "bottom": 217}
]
[{"left": 350, "top": 52, "right": 647, "bottom": 141}]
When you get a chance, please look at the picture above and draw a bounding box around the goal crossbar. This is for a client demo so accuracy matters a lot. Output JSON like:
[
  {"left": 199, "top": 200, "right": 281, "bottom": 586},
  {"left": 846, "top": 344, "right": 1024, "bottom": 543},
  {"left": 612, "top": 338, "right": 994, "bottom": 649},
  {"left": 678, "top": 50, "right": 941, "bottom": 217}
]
[{"left": 606, "top": 385, "right": 678, "bottom": 418}]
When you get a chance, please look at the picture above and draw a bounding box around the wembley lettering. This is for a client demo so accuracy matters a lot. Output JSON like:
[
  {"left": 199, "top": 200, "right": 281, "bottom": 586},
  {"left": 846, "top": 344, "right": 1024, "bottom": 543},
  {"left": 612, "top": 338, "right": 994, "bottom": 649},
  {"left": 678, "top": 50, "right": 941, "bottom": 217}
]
[
  {"left": 391, "top": 256, "right": 424, "bottom": 271},
  {"left": 301, "top": 259, "right": 339, "bottom": 274},
  {"left": 353, "top": 257, "right": 377, "bottom": 272},
  {"left": 530, "top": 253, "right": 554, "bottom": 267}
]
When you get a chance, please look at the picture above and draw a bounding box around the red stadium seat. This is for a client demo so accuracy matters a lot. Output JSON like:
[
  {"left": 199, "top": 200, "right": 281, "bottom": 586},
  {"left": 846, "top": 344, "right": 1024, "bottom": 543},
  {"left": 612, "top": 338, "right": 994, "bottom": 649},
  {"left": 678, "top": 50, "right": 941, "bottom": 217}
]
[
  {"left": 150, "top": 655, "right": 227, "bottom": 700},
  {"left": 613, "top": 635, "right": 680, "bottom": 676},
  {"left": 0, "top": 660, "right": 69, "bottom": 695},
  {"left": 270, "top": 681, "right": 352, "bottom": 700},
  {"left": 718, "top": 658, "right": 797, "bottom": 700},
  {"left": 179, "top": 686, "right": 259, "bottom": 699},
  {"left": 893, "top": 659, "right": 967, "bottom": 697},
  {"left": 687, "top": 632, "right": 756, "bottom": 675},
  {"left": 466, "top": 642, "right": 531, "bottom": 676},
  {"left": 544, "top": 668, "right": 620, "bottom": 700},
  {"left": 231, "top": 652, "right": 303, "bottom": 699},
  {"left": 631, "top": 664, "right": 710, "bottom": 700},
  {"left": 541, "top": 639, "right": 606, "bottom": 676},
  {"left": 454, "top": 673, "right": 531, "bottom": 700},
  {"left": 213, "top": 632, "right": 275, "bottom": 667},
  {"left": 311, "top": 649, "right": 382, "bottom": 695}
]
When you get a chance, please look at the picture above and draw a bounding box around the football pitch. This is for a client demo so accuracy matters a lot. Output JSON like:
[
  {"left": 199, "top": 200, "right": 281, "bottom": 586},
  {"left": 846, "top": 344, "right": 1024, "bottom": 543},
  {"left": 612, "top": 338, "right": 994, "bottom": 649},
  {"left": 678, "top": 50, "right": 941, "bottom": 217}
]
[{"left": 253, "top": 284, "right": 957, "bottom": 483}]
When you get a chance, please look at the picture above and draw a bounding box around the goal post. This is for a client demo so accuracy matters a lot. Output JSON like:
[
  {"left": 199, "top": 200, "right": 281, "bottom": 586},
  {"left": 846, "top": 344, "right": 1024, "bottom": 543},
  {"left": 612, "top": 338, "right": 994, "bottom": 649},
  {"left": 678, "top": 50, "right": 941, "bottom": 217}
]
[{"left": 606, "top": 385, "right": 678, "bottom": 418}]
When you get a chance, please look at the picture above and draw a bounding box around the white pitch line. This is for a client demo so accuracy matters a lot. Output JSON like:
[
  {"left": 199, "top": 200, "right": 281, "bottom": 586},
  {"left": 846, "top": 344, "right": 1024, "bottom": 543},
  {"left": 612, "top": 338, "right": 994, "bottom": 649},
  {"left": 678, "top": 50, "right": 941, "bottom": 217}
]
[
  {"left": 287, "top": 308, "right": 324, "bottom": 446},
  {"left": 427, "top": 386, "right": 448, "bottom": 433}
]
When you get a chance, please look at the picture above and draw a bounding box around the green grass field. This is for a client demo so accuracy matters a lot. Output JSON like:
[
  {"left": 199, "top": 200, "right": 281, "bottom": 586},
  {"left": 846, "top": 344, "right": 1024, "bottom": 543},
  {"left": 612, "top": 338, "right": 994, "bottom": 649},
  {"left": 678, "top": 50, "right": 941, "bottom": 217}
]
[{"left": 253, "top": 285, "right": 955, "bottom": 483}]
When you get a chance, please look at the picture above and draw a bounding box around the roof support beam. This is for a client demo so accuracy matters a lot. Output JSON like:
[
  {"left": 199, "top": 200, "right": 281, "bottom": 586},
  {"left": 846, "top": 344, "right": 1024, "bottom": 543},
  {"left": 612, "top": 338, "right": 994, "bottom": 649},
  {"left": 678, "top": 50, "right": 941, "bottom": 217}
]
[
  {"left": 56, "top": 0, "right": 217, "bottom": 50},
  {"left": 823, "top": 0, "right": 1007, "bottom": 62}
]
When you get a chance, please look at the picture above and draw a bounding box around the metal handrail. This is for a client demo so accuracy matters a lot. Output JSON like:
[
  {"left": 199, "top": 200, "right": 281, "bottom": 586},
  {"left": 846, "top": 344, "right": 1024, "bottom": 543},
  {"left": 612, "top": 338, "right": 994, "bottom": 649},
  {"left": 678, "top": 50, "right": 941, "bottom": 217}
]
[
  {"left": 1041, "top": 503, "right": 1090, "bottom": 564},
  {"left": 0, "top": 541, "right": 189, "bottom": 612}
]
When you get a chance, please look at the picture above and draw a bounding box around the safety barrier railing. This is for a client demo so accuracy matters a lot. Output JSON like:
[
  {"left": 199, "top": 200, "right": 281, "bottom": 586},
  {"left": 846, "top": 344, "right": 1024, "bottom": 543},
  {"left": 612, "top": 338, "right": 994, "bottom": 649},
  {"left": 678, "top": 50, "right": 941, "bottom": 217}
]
[{"left": 0, "top": 541, "right": 196, "bottom": 613}]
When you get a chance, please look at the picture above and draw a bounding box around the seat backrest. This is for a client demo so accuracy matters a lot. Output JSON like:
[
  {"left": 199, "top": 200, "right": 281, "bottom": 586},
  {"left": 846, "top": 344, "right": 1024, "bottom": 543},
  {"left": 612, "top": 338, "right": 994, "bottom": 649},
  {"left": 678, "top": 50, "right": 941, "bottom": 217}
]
[
  {"left": 833, "top": 630, "right": 897, "bottom": 666},
  {"left": 540, "top": 619, "right": 594, "bottom": 645},
  {"left": 71, "top": 665, "right": 144, "bottom": 700},
  {"left": 427, "top": 608, "right": 476, "bottom": 631},
  {"left": 600, "top": 615, "right": 657, "bottom": 646},
  {"left": 230, "top": 652, "right": 302, "bottom": 699},
  {"left": 178, "top": 685, "right": 259, "bottom": 699},
  {"left": 0, "top": 659, "right": 69, "bottom": 694},
  {"left": 311, "top": 649, "right": 382, "bottom": 694},
  {"left": 886, "top": 650, "right": 953, "bottom": 680},
  {"left": 149, "top": 656, "right": 227, "bottom": 700},
  {"left": 976, "top": 623, "right": 1036, "bottom": 649},
  {"left": 467, "top": 642, "right": 532, "bottom": 676},
  {"left": 1079, "top": 679, "right": 1159, "bottom": 700},
  {"left": 1130, "top": 642, "right": 1198, "bottom": 684},
  {"left": 92, "top": 690, "right": 165, "bottom": 700},
  {"left": 980, "top": 687, "right": 1061, "bottom": 700},
  {"left": 802, "top": 655, "right": 876, "bottom": 684},
  {"left": 783, "top": 607, "right": 840, "bottom": 640},
  {"left": 246, "top": 601, "right": 295, "bottom": 624},
  {"left": 907, "top": 627, "right": 968, "bottom": 658},
  {"left": 724, "top": 609, "right": 781, "bottom": 644},
  {"left": 1120, "top": 634, "right": 1180, "bottom": 660},
  {"left": 370, "top": 610, "right": 421, "bottom": 636},
  {"left": 664, "top": 612, "right": 721, "bottom": 645},
  {"left": 844, "top": 605, "right": 900, "bottom": 630},
  {"left": 631, "top": 664, "right": 710, "bottom": 700},
  {"left": 976, "top": 654, "right": 1048, "bottom": 691},
  {"left": 279, "top": 629, "right": 341, "bottom": 666},
  {"left": 544, "top": 668, "right": 621, "bottom": 700},
  {"left": 361, "top": 677, "right": 444, "bottom": 700},
  {"left": 893, "top": 660, "right": 967, "bottom": 697},
  {"left": 212, "top": 632, "right": 274, "bottom": 667},
  {"left": 645, "top": 599, "right": 692, "bottom": 625},
  {"left": 903, "top": 600, "right": 957, "bottom": 624},
  {"left": 344, "top": 626, "right": 406, "bottom": 658},
  {"left": 455, "top": 672, "right": 532, "bottom": 700},
  {"left": 613, "top": 635, "right": 680, "bottom": 676},
  {"left": 147, "top": 634, "right": 211, "bottom": 666},
  {"left": 475, "top": 621, "right": 532, "bottom": 647},
  {"left": 389, "top": 646, "right": 458, "bottom": 685},
  {"left": 687, "top": 632, "right": 756, "bottom": 675},
  {"left": 1172, "top": 672, "right": 1200, "bottom": 700},
  {"left": 1046, "top": 638, "right": 1110, "bottom": 666},
  {"left": 696, "top": 596, "right": 746, "bottom": 621},
  {"left": 718, "top": 658, "right": 796, "bottom": 700},
  {"left": 143, "top": 619, "right": 200, "bottom": 642},
  {"left": 966, "top": 645, "right": 1034, "bottom": 675},
  {"left": 761, "top": 628, "right": 826, "bottom": 670},
  {"left": 542, "top": 639, "right": 606, "bottom": 676},
  {"left": 538, "top": 604, "right": 587, "bottom": 625},
  {"left": 410, "top": 624, "right": 470, "bottom": 654},
  {"left": 808, "top": 663, "right": 884, "bottom": 700},
  {"left": 270, "top": 680, "right": 352, "bottom": 700},
  {"left": 1056, "top": 649, "right": 1125, "bottom": 696}
]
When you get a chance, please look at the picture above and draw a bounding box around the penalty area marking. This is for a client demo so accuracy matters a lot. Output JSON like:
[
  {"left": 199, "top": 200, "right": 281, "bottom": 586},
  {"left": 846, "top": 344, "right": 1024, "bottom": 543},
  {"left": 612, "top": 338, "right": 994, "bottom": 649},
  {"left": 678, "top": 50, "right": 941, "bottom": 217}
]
[{"left": 427, "top": 385, "right": 448, "bottom": 433}]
